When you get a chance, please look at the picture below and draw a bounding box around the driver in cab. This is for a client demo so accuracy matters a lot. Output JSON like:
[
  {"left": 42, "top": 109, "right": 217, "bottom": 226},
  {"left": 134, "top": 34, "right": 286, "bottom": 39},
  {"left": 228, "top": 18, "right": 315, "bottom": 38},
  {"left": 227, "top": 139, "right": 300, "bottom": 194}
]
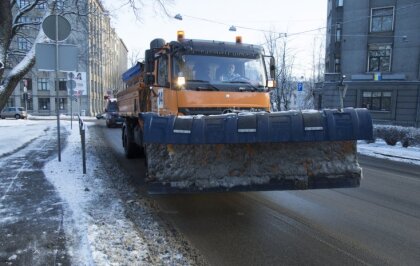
[{"left": 220, "top": 63, "right": 240, "bottom": 81}]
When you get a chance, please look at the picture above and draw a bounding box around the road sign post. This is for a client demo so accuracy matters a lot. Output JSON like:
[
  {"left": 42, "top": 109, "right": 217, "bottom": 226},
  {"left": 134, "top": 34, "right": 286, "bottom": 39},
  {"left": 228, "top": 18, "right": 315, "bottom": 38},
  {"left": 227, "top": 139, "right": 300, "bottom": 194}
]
[{"left": 41, "top": 14, "right": 71, "bottom": 162}]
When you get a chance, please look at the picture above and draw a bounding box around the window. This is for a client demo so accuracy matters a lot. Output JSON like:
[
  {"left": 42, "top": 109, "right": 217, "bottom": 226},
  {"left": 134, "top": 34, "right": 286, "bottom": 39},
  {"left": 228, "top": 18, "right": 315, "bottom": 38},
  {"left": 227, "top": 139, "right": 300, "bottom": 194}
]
[
  {"left": 21, "top": 78, "right": 32, "bottom": 91},
  {"left": 157, "top": 55, "right": 168, "bottom": 86},
  {"left": 59, "top": 78, "right": 67, "bottom": 91},
  {"left": 21, "top": 97, "right": 33, "bottom": 110},
  {"left": 38, "top": 78, "right": 49, "bottom": 90},
  {"left": 36, "top": 3, "right": 46, "bottom": 9},
  {"left": 336, "top": 0, "right": 343, "bottom": 7},
  {"left": 18, "top": 0, "right": 30, "bottom": 8},
  {"left": 335, "top": 58, "right": 341, "bottom": 73},
  {"left": 362, "top": 91, "right": 391, "bottom": 111},
  {"left": 30, "top": 17, "right": 42, "bottom": 29},
  {"left": 56, "top": 0, "right": 65, "bottom": 10},
  {"left": 32, "top": 17, "right": 42, "bottom": 23},
  {"left": 17, "top": 16, "right": 31, "bottom": 28},
  {"left": 371, "top": 7, "right": 394, "bottom": 32},
  {"left": 17, "top": 37, "right": 30, "bottom": 51},
  {"left": 335, "top": 23, "right": 342, "bottom": 42},
  {"left": 55, "top": 98, "right": 67, "bottom": 110},
  {"left": 39, "top": 98, "right": 51, "bottom": 110},
  {"left": 368, "top": 44, "right": 392, "bottom": 72}
]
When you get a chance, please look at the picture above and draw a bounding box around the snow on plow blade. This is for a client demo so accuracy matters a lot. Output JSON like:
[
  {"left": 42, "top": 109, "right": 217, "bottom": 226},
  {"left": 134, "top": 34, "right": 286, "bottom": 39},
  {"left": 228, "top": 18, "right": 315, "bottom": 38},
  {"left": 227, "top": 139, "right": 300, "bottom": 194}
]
[{"left": 141, "top": 108, "right": 373, "bottom": 193}]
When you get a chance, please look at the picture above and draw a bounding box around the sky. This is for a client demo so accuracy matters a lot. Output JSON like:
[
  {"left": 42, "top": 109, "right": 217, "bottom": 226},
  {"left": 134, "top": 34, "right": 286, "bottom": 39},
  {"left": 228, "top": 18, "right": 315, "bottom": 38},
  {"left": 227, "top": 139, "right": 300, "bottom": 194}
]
[{"left": 102, "top": 0, "right": 328, "bottom": 77}]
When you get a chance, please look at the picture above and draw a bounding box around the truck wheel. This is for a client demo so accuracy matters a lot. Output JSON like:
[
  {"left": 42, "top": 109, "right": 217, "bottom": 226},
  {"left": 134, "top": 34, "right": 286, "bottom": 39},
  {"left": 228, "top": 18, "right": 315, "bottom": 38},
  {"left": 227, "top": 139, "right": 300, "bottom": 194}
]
[
  {"left": 123, "top": 126, "right": 139, "bottom": 158},
  {"left": 15, "top": 114, "right": 21, "bottom": 119}
]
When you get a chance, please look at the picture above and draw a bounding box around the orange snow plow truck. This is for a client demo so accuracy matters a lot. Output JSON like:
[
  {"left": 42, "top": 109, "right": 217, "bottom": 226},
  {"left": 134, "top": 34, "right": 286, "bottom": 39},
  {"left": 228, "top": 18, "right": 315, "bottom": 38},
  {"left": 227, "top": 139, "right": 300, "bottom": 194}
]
[{"left": 117, "top": 32, "right": 373, "bottom": 194}]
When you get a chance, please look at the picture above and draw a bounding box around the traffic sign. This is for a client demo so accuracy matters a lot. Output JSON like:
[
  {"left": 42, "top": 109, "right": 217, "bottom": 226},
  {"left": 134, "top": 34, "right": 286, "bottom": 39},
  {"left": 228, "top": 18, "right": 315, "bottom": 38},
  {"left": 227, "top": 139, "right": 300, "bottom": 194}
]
[
  {"left": 42, "top": 15, "right": 71, "bottom": 41},
  {"left": 35, "top": 43, "right": 77, "bottom": 71},
  {"left": 297, "top": 82, "right": 303, "bottom": 92}
]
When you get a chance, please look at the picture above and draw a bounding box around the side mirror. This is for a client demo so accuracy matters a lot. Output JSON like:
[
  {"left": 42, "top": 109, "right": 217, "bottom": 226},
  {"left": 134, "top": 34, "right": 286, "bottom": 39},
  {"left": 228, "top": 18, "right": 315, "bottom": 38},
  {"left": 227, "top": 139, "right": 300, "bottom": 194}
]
[
  {"left": 144, "top": 49, "right": 155, "bottom": 86},
  {"left": 269, "top": 56, "right": 276, "bottom": 79},
  {"left": 145, "top": 49, "right": 155, "bottom": 73}
]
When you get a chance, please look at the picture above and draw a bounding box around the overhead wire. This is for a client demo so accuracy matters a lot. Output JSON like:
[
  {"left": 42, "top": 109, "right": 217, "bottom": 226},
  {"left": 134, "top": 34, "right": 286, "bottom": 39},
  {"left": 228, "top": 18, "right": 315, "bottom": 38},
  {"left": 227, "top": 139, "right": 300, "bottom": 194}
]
[{"left": 176, "top": 2, "right": 420, "bottom": 41}]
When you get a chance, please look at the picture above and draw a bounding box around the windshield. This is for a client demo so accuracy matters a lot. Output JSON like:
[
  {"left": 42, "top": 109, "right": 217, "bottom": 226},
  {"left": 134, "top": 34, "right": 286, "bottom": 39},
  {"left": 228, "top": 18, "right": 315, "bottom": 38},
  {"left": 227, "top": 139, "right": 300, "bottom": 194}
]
[{"left": 173, "top": 54, "right": 267, "bottom": 88}]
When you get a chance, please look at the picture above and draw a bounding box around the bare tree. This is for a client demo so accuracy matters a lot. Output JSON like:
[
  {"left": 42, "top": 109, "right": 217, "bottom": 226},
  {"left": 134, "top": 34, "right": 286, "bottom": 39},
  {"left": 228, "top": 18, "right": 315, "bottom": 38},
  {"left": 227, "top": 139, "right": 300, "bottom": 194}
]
[
  {"left": 0, "top": 0, "right": 49, "bottom": 110},
  {"left": 0, "top": 0, "right": 92, "bottom": 111},
  {"left": 304, "top": 29, "right": 325, "bottom": 109},
  {"left": 264, "top": 31, "right": 296, "bottom": 111},
  {"left": 128, "top": 48, "right": 143, "bottom": 67}
]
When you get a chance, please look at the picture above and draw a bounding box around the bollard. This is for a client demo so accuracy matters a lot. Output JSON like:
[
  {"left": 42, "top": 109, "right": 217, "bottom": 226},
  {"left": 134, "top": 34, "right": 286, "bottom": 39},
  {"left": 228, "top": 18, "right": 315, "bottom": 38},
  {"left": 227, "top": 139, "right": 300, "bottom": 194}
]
[{"left": 78, "top": 115, "right": 87, "bottom": 174}]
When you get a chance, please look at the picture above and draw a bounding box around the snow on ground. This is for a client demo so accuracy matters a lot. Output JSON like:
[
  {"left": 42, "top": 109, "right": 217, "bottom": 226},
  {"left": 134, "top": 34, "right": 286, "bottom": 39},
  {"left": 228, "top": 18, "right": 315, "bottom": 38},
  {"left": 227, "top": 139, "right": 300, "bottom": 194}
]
[
  {"left": 0, "top": 119, "right": 55, "bottom": 157},
  {"left": 43, "top": 123, "right": 151, "bottom": 265},
  {"left": 357, "top": 140, "right": 420, "bottom": 166}
]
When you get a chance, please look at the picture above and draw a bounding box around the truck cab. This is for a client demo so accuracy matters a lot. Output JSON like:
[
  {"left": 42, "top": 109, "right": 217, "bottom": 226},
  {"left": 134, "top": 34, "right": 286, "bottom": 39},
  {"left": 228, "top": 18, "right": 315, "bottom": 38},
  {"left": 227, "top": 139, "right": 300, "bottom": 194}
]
[{"left": 143, "top": 32, "right": 276, "bottom": 116}]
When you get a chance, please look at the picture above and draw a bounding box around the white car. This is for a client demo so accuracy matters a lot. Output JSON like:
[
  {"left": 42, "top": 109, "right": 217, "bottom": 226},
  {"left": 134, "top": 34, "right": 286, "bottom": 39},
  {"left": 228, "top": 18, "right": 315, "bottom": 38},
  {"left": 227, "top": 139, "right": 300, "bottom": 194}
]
[{"left": 0, "top": 107, "right": 27, "bottom": 119}]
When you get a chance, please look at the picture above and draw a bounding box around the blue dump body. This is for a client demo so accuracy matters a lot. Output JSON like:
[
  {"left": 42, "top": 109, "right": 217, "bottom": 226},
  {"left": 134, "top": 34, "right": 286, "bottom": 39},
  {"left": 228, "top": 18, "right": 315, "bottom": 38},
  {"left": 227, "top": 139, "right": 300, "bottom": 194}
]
[{"left": 141, "top": 108, "right": 373, "bottom": 144}]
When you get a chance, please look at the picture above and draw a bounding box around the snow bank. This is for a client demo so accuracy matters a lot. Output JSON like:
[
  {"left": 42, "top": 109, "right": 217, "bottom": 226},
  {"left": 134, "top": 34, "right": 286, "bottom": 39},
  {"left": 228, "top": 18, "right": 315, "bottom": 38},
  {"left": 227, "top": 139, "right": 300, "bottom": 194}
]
[
  {"left": 358, "top": 140, "right": 420, "bottom": 166},
  {"left": 43, "top": 123, "right": 152, "bottom": 265}
]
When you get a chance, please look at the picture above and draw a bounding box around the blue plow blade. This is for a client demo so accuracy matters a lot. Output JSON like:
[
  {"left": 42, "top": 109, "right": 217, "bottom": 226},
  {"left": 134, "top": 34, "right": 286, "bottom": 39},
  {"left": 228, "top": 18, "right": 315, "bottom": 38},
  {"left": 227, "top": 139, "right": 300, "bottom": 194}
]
[{"left": 140, "top": 108, "right": 373, "bottom": 144}]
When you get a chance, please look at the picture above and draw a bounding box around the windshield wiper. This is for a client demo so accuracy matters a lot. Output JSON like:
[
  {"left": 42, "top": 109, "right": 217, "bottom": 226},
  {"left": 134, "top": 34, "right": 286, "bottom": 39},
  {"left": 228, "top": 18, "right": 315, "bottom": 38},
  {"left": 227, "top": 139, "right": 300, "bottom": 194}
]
[{"left": 223, "top": 80, "right": 261, "bottom": 92}]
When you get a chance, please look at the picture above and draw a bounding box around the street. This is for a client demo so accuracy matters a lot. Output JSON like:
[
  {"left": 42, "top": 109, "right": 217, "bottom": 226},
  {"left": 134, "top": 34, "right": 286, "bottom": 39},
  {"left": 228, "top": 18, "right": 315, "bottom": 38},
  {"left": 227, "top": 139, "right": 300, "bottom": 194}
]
[{"left": 102, "top": 122, "right": 420, "bottom": 265}]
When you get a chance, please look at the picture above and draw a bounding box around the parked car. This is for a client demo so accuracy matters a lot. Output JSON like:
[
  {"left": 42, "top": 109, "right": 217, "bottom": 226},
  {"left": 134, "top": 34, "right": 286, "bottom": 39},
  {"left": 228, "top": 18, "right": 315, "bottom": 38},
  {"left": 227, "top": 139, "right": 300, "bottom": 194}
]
[{"left": 0, "top": 107, "right": 27, "bottom": 119}]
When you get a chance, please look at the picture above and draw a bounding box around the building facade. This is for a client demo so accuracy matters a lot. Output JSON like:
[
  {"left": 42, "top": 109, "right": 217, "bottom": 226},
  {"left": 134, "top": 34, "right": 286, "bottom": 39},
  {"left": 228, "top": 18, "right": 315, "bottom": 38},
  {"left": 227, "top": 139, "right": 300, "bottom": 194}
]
[
  {"left": 6, "top": 0, "right": 127, "bottom": 116},
  {"left": 319, "top": 0, "right": 420, "bottom": 127}
]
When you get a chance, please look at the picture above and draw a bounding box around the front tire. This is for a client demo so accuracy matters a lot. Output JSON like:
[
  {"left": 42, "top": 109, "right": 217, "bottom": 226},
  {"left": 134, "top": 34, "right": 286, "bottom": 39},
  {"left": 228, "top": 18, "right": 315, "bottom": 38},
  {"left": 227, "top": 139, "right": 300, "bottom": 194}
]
[{"left": 15, "top": 114, "right": 20, "bottom": 119}]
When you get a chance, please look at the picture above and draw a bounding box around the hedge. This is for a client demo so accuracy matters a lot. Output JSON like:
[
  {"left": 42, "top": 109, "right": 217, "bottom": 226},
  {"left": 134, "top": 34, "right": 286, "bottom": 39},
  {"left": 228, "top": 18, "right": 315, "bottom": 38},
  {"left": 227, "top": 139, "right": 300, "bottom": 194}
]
[{"left": 373, "top": 125, "right": 420, "bottom": 147}]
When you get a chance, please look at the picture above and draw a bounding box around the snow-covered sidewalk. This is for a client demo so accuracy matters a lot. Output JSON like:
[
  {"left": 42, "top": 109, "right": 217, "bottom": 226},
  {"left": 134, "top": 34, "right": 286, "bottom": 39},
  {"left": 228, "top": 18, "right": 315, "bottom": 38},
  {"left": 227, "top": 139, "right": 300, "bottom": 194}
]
[{"left": 1, "top": 118, "right": 204, "bottom": 265}]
